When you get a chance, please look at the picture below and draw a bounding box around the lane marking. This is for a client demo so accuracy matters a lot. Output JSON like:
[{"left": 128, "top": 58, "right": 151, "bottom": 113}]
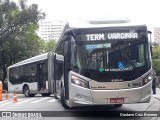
[
  {"left": 0, "top": 99, "right": 22, "bottom": 106},
  {"left": 31, "top": 97, "right": 50, "bottom": 103},
  {"left": 15, "top": 98, "right": 36, "bottom": 105},
  {"left": 0, "top": 101, "right": 13, "bottom": 106},
  {"left": 0, "top": 100, "right": 9, "bottom": 104},
  {"left": 48, "top": 99, "right": 56, "bottom": 102}
]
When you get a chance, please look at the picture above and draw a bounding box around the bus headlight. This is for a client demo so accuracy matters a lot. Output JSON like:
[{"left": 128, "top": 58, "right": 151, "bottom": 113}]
[
  {"left": 71, "top": 75, "right": 89, "bottom": 88},
  {"left": 143, "top": 75, "right": 153, "bottom": 85}
]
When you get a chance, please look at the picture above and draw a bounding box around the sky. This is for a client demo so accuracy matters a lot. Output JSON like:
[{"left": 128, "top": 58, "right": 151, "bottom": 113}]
[{"left": 25, "top": 0, "right": 160, "bottom": 30}]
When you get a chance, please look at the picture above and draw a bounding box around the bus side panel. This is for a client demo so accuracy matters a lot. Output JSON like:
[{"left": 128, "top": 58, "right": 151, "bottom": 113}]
[
  {"left": 8, "top": 82, "right": 38, "bottom": 94},
  {"left": 28, "top": 82, "right": 38, "bottom": 94},
  {"left": 140, "top": 81, "right": 152, "bottom": 102},
  {"left": 8, "top": 80, "right": 14, "bottom": 93}
]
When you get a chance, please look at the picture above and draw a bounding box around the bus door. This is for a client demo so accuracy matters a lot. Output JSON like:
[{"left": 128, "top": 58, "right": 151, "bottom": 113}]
[
  {"left": 54, "top": 54, "right": 64, "bottom": 97},
  {"left": 37, "top": 63, "right": 47, "bottom": 91},
  {"left": 63, "top": 40, "right": 70, "bottom": 100}
]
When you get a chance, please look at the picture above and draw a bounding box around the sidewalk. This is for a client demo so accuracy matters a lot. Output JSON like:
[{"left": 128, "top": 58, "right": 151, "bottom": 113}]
[{"left": 152, "top": 88, "right": 160, "bottom": 100}]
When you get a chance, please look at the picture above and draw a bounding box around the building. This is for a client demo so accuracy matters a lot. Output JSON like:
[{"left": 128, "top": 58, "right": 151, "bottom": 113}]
[
  {"left": 38, "top": 20, "right": 65, "bottom": 41},
  {"left": 154, "top": 27, "right": 160, "bottom": 43}
]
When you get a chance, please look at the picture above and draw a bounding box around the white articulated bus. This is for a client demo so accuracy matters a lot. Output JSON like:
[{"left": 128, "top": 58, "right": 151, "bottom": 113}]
[
  {"left": 8, "top": 18, "right": 153, "bottom": 109},
  {"left": 7, "top": 52, "right": 63, "bottom": 97},
  {"left": 52, "top": 18, "right": 153, "bottom": 109}
]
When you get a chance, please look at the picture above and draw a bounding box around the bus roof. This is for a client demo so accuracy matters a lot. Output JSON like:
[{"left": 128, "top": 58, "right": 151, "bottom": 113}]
[
  {"left": 65, "top": 17, "right": 147, "bottom": 29},
  {"left": 8, "top": 53, "right": 49, "bottom": 69},
  {"left": 53, "top": 18, "right": 148, "bottom": 54}
]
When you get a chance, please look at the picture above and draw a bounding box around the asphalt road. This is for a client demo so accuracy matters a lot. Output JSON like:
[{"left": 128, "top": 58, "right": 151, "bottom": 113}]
[{"left": 0, "top": 93, "right": 160, "bottom": 120}]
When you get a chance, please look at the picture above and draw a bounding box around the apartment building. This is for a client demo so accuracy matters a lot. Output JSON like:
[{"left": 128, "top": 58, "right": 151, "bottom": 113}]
[
  {"left": 38, "top": 20, "right": 65, "bottom": 41},
  {"left": 154, "top": 27, "right": 160, "bottom": 43}
]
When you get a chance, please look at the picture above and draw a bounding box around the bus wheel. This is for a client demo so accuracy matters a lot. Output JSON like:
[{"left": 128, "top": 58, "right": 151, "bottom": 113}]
[
  {"left": 61, "top": 87, "right": 70, "bottom": 109},
  {"left": 41, "top": 93, "right": 51, "bottom": 96},
  {"left": 30, "top": 94, "right": 35, "bottom": 97},
  {"left": 24, "top": 86, "right": 30, "bottom": 97},
  {"left": 114, "top": 104, "right": 123, "bottom": 107}
]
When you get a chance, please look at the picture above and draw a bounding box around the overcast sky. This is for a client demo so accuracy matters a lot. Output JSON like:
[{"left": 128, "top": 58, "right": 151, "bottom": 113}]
[{"left": 26, "top": 0, "right": 160, "bottom": 30}]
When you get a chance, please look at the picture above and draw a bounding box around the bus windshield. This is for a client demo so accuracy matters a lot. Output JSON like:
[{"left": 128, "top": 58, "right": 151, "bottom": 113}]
[{"left": 72, "top": 39, "right": 151, "bottom": 82}]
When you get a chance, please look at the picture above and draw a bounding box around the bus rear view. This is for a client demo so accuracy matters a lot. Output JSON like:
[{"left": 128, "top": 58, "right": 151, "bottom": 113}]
[{"left": 53, "top": 19, "right": 153, "bottom": 109}]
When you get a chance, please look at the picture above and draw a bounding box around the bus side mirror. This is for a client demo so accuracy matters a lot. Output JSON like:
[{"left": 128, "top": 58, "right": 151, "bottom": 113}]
[
  {"left": 64, "top": 40, "right": 71, "bottom": 70},
  {"left": 64, "top": 41, "right": 68, "bottom": 56},
  {"left": 148, "top": 31, "right": 153, "bottom": 56},
  {"left": 150, "top": 45, "right": 153, "bottom": 56}
]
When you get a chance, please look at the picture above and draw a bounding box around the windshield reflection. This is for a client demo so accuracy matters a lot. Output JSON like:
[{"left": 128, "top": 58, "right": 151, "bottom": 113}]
[
  {"left": 74, "top": 41, "right": 150, "bottom": 71},
  {"left": 71, "top": 39, "right": 151, "bottom": 81}
]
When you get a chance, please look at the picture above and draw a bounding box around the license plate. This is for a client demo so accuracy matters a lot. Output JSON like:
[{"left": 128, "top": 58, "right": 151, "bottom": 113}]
[{"left": 110, "top": 98, "right": 124, "bottom": 103}]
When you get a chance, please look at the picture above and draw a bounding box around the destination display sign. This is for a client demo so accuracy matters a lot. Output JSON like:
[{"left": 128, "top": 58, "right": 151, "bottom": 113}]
[
  {"left": 86, "top": 33, "right": 138, "bottom": 41},
  {"left": 77, "top": 31, "right": 147, "bottom": 41}
]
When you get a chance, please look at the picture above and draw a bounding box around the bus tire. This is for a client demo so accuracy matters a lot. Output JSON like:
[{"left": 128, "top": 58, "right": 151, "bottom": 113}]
[
  {"left": 24, "top": 85, "right": 30, "bottom": 97},
  {"left": 61, "top": 87, "right": 70, "bottom": 109},
  {"left": 114, "top": 104, "right": 123, "bottom": 107},
  {"left": 41, "top": 93, "right": 51, "bottom": 97},
  {"left": 41, "top": 93, "right": 51, "bottom": 96},
  {"left": 30, "top": 94, "right": 35, "bottom": 97}
]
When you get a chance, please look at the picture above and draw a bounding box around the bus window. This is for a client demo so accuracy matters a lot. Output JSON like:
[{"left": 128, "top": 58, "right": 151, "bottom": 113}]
[{"left": 10, "top": 67, "right": 21, "bottom": 85}]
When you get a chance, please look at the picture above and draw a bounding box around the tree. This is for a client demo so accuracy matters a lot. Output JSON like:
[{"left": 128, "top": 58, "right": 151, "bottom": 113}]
[
  {"left": 0, "top": 0, "right": 45, "bottom": 37},
  {"left": 0, "top": 0, "right": 45, "bottom": 89},
  {"left": 152, "top": 43, "right": 160, "bottom": 59},
  {"left": 152, "top": 43, "right": 160, "bottom": 76},
  {"left": 44, "top": 39, "right": 57, "bottom": 52}
]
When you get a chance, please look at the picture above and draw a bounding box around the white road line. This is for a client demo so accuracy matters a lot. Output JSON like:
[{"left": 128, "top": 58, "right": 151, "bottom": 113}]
[
  {"left": 0, "top": 100, "right": 9, "bottom": 104},
  {"left": 31, "top": 97, "right": 50, "bottom": 103},
  {"left": 15, "top": 98, "right": 36, "bottom": 105},
  {"left": 0, "top": 99, "right": 22, "bottom": 106},
  {"left": 0, "top": 101, "right": 13, "bottom": 106},
  {"left": 47, "top": 99, "right": 56, "bottom": 102}
]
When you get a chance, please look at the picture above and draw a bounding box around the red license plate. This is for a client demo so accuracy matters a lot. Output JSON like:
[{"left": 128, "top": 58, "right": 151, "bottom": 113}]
[{"left": 110, "top": 98, "right": 124, "bottom": 103}]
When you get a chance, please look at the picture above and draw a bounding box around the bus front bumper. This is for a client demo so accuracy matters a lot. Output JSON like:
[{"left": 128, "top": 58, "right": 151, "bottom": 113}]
[{"left": 69, "top": 82, "right": 152, "bottom": 107}]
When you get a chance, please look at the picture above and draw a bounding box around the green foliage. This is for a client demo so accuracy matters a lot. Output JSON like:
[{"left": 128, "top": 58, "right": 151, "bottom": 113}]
[
  {"left": 44, "top": 39, "right": 57, "bottom": 52},
  {"left": 0, "top": 0, "right": 45, "bottom": 89},
  {"left": 152, "top": 59, "right": 160, "bottom": 75},
  {"left": 152, "top": 43, "right": 160, "bottom": 59},
  {"left": 152, "top": 44, "right": 160, "bottom": 76}
]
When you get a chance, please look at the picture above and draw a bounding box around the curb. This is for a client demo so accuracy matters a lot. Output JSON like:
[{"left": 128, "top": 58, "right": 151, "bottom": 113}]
[
  {"left": 152, "top": 96, "right": 160, "bottom": 101},
  {"left": 152, "top": 88, "right": 160, "bottom": 100}
]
